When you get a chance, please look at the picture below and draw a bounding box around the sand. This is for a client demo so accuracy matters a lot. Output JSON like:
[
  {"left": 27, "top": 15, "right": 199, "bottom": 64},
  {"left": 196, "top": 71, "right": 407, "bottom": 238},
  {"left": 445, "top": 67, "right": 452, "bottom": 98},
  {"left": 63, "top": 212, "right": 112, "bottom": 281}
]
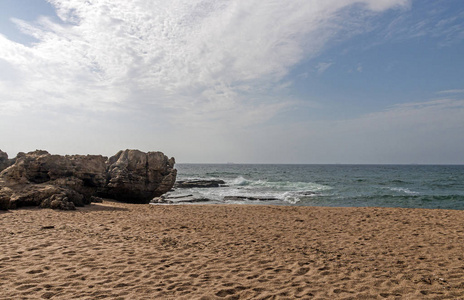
[{"left": 1, "top": 201, "right": 464, "bottom": 299}]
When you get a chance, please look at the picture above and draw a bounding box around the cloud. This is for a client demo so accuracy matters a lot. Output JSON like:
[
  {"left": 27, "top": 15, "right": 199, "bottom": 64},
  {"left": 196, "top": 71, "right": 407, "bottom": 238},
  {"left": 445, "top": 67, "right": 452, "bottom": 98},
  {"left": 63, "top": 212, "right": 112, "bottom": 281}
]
[
  {"left": 0, "top": 1, "right": 409, "bottom": 119},
  {"left": 348, "top": 63, "right": 363, "bottom": 73},
  {"left": 315, "top": 61, "right": 334, "bottom": 74},
  {"left": 382, "top": 1, "right": 464, "bottom": 47},
  {"left": 437, "top": 89, "right": 464, "bottom": 95},
  {"left": 0, "top": 0, "right": 417, "bottom": 160}
]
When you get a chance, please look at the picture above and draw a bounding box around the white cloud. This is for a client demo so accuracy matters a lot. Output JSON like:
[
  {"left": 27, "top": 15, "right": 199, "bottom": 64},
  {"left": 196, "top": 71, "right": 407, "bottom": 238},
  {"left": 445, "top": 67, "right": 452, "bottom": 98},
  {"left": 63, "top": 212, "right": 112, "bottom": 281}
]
[
  {"left": 437, "top": 89, "right": 464, "bottom": 95},
  {"left": 0, "top": 0, "right": 414, "bottom": 159},
  {"left": 382, "top": 2, "right": 464, "bottom": 47},
  {"left": 0, "top": 1, "right": 409, "bottom": 117},
  {"left": 315, "top": 61, "right": 334, "bottom": 74}
]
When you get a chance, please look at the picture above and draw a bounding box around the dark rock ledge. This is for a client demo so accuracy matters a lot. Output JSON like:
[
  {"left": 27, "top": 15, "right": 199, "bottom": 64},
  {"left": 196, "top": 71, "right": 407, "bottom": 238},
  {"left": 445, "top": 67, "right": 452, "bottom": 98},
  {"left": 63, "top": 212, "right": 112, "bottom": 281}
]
[
  {"left": 175, "top": 179, "right": 226, "bottom": 188},
  {"left": 0, "top": 149, "right": 176, "bottom": 210},
  {"left": 223, "top": 196, "right": 278, "bottom": 201}
]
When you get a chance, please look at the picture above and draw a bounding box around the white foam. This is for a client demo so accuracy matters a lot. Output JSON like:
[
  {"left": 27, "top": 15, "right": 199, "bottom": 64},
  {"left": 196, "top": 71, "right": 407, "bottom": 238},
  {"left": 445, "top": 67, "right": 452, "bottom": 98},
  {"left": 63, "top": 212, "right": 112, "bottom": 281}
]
[
  {"left": 389, "top": 187, "right": 419, "bottom": 195},
  {"left": 170, "top": 176, "right": 333, "bottom": 205},
  {"left": 228, "top": 176, "right": 332, "bottom": 191},
  {"left": 230, "top": 176, "right": 250, "bottom": 186}
]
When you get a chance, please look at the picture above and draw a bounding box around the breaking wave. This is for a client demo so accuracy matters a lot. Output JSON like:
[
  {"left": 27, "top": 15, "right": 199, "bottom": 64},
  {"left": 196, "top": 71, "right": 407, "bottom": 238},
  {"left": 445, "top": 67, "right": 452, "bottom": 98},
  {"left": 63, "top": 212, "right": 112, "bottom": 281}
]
[
  {"left": 167, "top": 164, "right": 464, "bottom": 209},
  {"left": 166, "top": 176, "right": 332, "bottom": 204}
]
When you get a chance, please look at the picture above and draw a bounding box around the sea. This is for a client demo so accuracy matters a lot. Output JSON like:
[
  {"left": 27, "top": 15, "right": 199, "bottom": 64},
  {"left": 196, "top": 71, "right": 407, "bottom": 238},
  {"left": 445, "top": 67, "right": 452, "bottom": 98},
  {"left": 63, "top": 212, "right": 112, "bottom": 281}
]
[{"left": 162, "top": 164, "right": 464, "bottom": 210}]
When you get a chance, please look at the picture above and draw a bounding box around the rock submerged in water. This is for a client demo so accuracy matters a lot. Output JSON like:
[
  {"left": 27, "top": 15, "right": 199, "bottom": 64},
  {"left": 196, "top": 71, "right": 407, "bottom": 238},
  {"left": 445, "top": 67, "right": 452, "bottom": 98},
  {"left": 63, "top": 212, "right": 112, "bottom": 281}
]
[
  {"left": 175, "top": 179, "right": 226, "bottom": 188},
  {"left": 0, "top": 149, "right": 177, "bottom": 210},
  {"left": 223, "top": 196, "right": 278, "bottom": 201},
  {"left": 151, "top": 194, "right": 211, "bottom": 204}
]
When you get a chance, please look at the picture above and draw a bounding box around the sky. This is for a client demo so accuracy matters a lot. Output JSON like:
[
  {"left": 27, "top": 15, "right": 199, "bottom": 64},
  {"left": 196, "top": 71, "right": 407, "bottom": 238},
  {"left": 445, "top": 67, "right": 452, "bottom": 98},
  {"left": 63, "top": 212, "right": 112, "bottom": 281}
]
[{"left": 0, "top": 0, "right": 463, "bottom": 164}]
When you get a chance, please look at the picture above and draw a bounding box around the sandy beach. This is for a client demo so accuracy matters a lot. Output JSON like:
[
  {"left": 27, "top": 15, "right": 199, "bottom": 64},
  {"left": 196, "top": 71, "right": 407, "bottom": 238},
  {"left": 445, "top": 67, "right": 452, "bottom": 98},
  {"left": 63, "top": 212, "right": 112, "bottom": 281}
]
[{"left": 1, "top": 202, "right": 464, "bottom": 299}]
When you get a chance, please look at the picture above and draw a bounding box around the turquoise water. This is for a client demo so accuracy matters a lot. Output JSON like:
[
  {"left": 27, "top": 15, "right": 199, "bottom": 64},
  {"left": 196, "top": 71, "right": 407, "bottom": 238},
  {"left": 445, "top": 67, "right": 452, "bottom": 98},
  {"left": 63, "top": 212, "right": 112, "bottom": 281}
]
[{"left": 167, "top": 164, "right": 464, "bottom": 209}]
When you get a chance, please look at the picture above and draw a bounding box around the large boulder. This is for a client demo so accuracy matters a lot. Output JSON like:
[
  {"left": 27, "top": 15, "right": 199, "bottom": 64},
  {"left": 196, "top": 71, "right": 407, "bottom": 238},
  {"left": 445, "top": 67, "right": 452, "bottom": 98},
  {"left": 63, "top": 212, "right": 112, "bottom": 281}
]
[
  {"left": 102, "top": 149, "right": 177, "bottom": 203},
  {"left": 0, "top": 149, "right": 177, "bottom": 209}
]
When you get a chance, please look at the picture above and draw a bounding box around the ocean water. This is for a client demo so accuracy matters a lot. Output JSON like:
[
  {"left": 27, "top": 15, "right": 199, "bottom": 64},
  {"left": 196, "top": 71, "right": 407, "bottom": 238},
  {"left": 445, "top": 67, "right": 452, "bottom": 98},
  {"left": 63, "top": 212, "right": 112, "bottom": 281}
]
[{"left": 164, "top": 164, "right": 464, "bottom": 210}]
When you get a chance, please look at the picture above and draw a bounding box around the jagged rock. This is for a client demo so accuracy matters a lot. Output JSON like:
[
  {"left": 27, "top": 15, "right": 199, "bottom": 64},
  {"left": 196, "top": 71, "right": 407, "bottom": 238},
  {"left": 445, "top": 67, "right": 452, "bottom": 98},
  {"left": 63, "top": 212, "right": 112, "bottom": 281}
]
[
  {"left": 5, "top": 184, "right": 83, "bottom": 210},
  {"left": 0, "top": 149, "right": 177, "bottom": 209},
  {"left": 102, "top": 150, "right": 177, "bottom": 203},
  {"left": 150, "top": 196, "right": 173, "bottom": 204},
  {"left": 0, "top": 187, "right": 12, "bottom": 210},
  {"left": 150, "top": 195, "right": 211, "bottom": 204},
  {"left": 0, "top": 150, "right": 13, "bottom": 172},
  {"left": 90, "top": 196, "right": 103, "bottom": 203},
  {"left": 175, "top": 179, "right": 226, "bottom": 188},
  {"left": 0, "top": 150, "right": 107, "bottom": 203},
  {"left": 39, "top": 191, "right": 78, "bottom": 210},
  {"left": 164, "top": 193, "right": 211, "bottom": 203}
]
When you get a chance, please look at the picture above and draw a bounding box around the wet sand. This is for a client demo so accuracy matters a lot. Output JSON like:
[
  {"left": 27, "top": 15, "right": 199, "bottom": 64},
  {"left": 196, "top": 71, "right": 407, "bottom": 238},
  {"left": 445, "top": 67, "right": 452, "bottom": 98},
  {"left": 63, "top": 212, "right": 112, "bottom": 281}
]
[{"left": 1, "top": 201, "right": 464, "bottom": 299}]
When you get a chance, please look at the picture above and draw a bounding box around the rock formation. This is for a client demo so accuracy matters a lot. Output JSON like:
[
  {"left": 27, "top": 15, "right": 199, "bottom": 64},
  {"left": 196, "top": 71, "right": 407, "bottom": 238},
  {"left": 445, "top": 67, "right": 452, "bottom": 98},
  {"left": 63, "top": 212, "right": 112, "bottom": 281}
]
[
  {"left": 0, "top": 150, "right": 13, "bottom": 172},
  {"left": 101, "top": 149, "right": 177, "bottom": 203},
  {"left": 0, "top": 149, "right": 176, "bottom": 210}
]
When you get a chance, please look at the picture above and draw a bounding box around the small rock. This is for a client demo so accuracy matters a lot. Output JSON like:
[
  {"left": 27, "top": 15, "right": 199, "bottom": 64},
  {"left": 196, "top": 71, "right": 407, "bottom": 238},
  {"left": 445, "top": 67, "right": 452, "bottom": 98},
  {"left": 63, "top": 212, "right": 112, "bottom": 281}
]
[
  {"left": 177, "top": 198, "right": 210, "bottom": 203},
  {"left": 166, "top": 194, "right": 194, "bottom": 199},
  {"left": 150, "top": 197, "right": 173, "bottom": 204},
  {"left": 90, "top": 196, "right": 103, "bottom": 203}
]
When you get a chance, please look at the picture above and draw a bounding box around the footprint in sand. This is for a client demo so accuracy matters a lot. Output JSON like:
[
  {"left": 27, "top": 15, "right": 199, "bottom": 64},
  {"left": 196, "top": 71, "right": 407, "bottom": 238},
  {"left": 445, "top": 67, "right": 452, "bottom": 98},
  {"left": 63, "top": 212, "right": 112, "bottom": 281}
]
[
  {"left": 16, "top": 284, "right": 37, "bottom": 291},
  {"left": 26, "top": 269, "right": 44, "bottom": 274},
  {"left": 41, "top": 291, "right": 55, "bottom": 299},
  {"left": 294, "top": 267, "right": 310, "bottom": 276},
  {"left": 215, "top": 286, "right": 247, "bottom": 297}
]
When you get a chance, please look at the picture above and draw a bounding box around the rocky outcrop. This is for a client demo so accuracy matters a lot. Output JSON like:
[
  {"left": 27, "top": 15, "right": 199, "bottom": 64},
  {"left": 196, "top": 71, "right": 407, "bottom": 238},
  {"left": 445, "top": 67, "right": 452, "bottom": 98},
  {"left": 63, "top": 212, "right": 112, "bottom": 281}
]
[
  {"left": 0, "top": 150, "right": 13, "bottom": 172},
  {"left": 1, "top": 150, "right": 107, "bottom": 194},
  {"left": 175, "top": 179, "right": 226, "bottom": 188},
  {"left": 0, "top": 149, "right": 176, "bottom": 210},
  {"left": 0, "top": 150, "right": 107, "bottom": 210},
  {"left": 101, "top": 149, "right": 177, "bottom": 203}
]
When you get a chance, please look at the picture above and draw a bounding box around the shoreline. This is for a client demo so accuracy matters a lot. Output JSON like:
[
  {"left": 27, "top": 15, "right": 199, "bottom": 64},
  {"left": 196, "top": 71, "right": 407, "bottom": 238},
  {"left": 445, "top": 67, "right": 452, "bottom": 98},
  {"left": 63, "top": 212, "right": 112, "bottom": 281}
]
[{"left": 2, "top": 202, "right": 464, "bottom": 299}]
